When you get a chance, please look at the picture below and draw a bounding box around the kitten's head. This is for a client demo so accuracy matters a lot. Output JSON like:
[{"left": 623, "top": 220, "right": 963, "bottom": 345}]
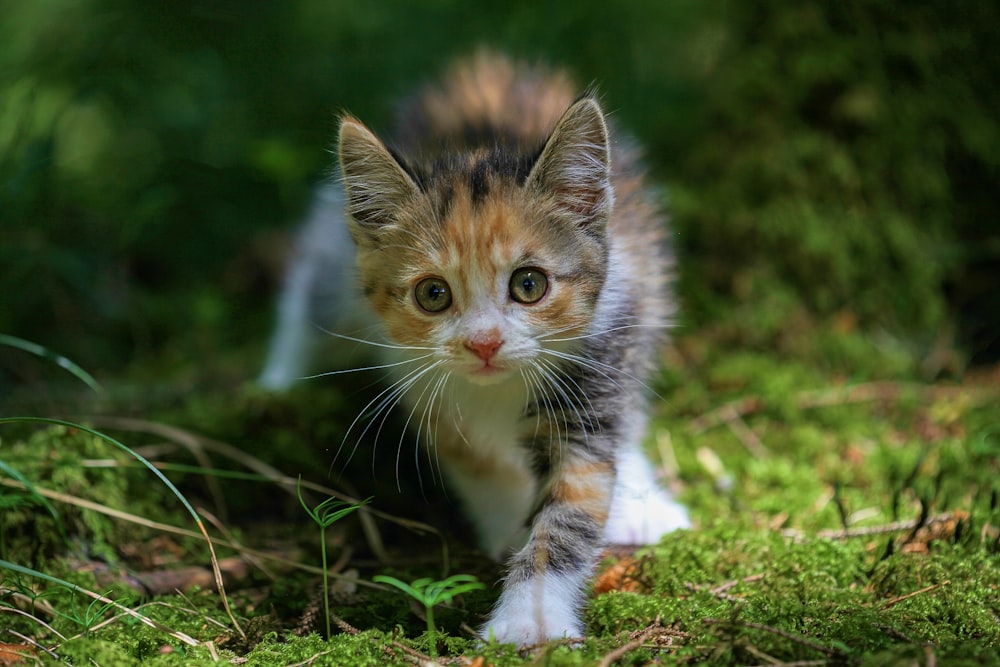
[{"left": 338, "top": 97, "right": 613, "bottom": 385}]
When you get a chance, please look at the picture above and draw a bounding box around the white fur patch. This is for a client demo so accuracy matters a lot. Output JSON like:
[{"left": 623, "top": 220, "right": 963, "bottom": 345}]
[
  {"left": 603, "top": 440, "right": 690, "bottom": 545},
  {"left": 482, "top": 571, "right": 585, "bottom": 646},
  {"left": 441, "top": 455, "right": 534, "bottom": 559},
  {"left": 259, "top": 184, "right": 361, "bottom": 390}
]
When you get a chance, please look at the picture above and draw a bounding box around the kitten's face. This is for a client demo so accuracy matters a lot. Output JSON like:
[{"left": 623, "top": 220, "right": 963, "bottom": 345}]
[
  {"left": 339, "top": 98, "right": 613, "bottom": 386},
  {"left": 359, "top": 186, "right": 605, "bottom": 385}
]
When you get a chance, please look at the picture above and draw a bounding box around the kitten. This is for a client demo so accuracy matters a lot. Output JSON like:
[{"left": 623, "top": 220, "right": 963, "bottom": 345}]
[{"left": 260, "top": 53, "right": 689, "bottom": 647}]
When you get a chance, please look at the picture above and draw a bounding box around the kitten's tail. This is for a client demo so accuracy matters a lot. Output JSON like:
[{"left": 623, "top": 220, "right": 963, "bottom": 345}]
[{"left": 258, "top": 182, "right": 357, "bottom": 390}]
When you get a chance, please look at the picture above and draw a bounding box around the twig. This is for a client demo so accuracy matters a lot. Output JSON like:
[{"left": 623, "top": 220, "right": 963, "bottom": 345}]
[
  {"left": 744, "top": 661, "right": 830, "bottom": 667},
  {"left": 712, "top": 573, "right": 765, "bottom": 595},
  {"left": 330, "top": 611, "right": 360, "bottom": 636},
  {"left": 874, "top": 623, "right": 915, "bottom": 643},
  {"left": 703, "top": 618, "right": 847, "bottom": 660},
  {"left": 199, "top": 506, "right": 279, "bottom": 580},
  {"left": 685, "top": 574, "right": 764, "bottom": 602},
  {"left": 5, "top": 629, "right": 57, "bottom": 660},
  {"left": 725, "top": 408, "right": 768, "bottom": 456},
  {"left": 0, "top": 477, "right": 377, "bottom": 588},
  {"left": 596, "top": 619, "right": 678, "bottom": 667},
  {"left": 284, "top": 648, "right": 336, "bottom": 666},
  {"left": 880, "top": 581, "right": 950, "bottom": 610},
  {"left": 689, "top": 381, "right": 995, "bottom": 435},
  {"left": 516, "top": 635, "right": 579, "bottom": 657},
  {"left": 0, "top": 605, "right": 66, "bottom": 639},
  {"left": 782, "top": 513, "right": 958, "bottom": 541},
  {"left": 84, "top": 415, "right": 455, "bottom": 575},
  {"left": 690, "top": 397, "right": 762, "bottom": 434},
  {"left": 389, "top": 640, "right": 436, "bottom": 665}
]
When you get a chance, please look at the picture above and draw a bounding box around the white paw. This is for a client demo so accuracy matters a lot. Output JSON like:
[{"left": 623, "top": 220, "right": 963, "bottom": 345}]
[
  {"left": 481, "top": 573, "right": 584, "bottom": 646},
  {"left": 603, "top": 486, "right": 690, "bottom": 545},
  {"left": 481, "top": 611, "right": 581, "bottom": 648}
]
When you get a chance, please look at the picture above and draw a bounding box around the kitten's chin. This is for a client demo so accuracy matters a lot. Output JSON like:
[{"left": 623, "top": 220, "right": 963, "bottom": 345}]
[{"left": 461, "top": 364, "right": 516, "bottom": 386}]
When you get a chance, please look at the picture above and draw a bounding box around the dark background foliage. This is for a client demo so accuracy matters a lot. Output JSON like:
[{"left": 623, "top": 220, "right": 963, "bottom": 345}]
[{"left": 2, "top": 0, "right": 998, "bottom": 391}]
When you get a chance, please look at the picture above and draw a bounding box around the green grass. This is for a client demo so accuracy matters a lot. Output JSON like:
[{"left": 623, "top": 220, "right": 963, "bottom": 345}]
[
  {"left": 1, "top": 326, "right": 997, "bottom": 665},
  {"left": 2, "top": 2, "right": 999, "bottom": 663}
]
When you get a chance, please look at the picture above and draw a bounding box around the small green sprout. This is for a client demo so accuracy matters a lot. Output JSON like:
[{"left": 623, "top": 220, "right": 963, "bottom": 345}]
[
  {"left": 297, "top": 478, "right": 369, "bottom": 639},
  {"left": 372, "top": 573, "right": 485, "bottom": 658}
]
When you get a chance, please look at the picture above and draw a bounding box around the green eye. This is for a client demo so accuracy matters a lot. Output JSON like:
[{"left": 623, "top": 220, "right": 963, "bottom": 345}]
[
  {"left": 414, "top": 277, "right": 452, "bottom": 313},
  {"left": 509, "top": 267, "right": 548, "bottom": 304}
]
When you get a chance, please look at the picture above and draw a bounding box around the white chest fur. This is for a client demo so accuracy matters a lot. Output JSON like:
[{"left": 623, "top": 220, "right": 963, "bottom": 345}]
[{"left": 389, "top": 362, "right": 538, "bottom": 557}]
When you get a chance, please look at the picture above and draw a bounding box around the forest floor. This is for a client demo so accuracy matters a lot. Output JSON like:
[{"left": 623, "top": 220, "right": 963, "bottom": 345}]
[{"left": 2, "top": 321, "right": 999, "bottom": 666}]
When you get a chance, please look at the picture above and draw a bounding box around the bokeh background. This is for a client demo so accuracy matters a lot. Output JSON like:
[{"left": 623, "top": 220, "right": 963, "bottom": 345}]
[{"left": 2, "top": 0, "right": 998, "bottom": 394}]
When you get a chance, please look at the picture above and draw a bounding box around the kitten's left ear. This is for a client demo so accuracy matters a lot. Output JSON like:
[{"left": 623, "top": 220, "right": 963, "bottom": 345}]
[
  {"left": 526, "top": 96, "right": 613, "bottom": 229},
  {"left": 338, "top": 116, "right": 421, "bottom": 231}
]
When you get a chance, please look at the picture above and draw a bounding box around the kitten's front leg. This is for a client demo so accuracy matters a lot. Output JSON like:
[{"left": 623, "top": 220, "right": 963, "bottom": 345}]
[{"left": 482, "top": 453, "right": 613, "bottom": 646}]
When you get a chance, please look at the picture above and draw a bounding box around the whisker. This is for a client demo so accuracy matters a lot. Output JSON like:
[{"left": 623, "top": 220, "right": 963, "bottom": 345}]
[
  {"left": 300, "top": 353, "right": 434, "bottom": 379},
  {"left": 330, "top": 359, "right": 442, "bottom": 477},
  {"left": 431, "top": 372, "right": 453, "bottom": 488},
  {"left": 541, "top": 322, "right": 675, "bottom": 344},
  {"left": 314, "top": 326, "right": 437, "bottom": 352},
  {"left": 541, "top": 347, "right": 660, "bottom": 398},
  {"left": 397, "top": 365, "right": 444, "bottom": 493},
  {"left": 519, "top": 368, "right": 543, "bottom": 442},
  {"left": 533, "top": 360, "right": 585, "bottom": 451},
  {"left": 524, "top": 365, "right": 563, "bottom": 460},
  {"left": 417, "top": 369, "right": 450, "bottom": 490},
  {"left": 536, "top": 356, "right": 601, "bottom": 438},
  {"left": 369, "top": 361, "right": 444, "bottom": 480}
]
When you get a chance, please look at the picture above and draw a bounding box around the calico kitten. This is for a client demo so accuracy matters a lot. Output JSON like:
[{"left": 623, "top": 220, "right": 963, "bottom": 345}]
[{"left": 261, "top": 53, "right": 689, "bottom": 647}]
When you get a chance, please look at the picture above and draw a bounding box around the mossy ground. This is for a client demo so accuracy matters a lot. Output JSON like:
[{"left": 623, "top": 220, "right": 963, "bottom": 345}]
[
  {"left": 2, "top": 324, "right": 998, "bottom": 666},
  {"left": 2, "top": 2, "right": 999, "bottom": 664}
]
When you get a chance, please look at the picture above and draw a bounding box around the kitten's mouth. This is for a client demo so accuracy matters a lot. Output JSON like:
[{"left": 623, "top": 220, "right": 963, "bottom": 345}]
[{"left": 464, "top": 361, "right": 513, "bottom": 385}]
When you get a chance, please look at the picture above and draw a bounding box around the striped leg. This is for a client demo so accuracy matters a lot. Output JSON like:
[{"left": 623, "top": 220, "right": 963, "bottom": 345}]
[{"left": 482, "top": 453, "right": 614, "bottom": 646}]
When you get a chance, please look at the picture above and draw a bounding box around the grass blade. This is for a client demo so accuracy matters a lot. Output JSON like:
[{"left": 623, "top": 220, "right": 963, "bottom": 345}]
[
  {"left": 0, "top": 417, "right": 245, "bottom": 638},
  {"left": 0, "top": 334, "right": 102, "bottom": 393}
]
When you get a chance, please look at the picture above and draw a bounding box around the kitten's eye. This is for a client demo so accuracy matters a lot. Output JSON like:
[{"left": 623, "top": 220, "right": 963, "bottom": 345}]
[
  {"left": 414, "top": 277, "right": 453, "bottom": 313},
  {"left": 509, "top": 268, "right": 548, "bottom": 304}
]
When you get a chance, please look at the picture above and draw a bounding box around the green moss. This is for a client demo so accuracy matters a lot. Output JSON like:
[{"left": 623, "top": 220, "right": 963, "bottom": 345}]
[{"left": 3, "top": 5, "right": 1000, "bottom": 664}]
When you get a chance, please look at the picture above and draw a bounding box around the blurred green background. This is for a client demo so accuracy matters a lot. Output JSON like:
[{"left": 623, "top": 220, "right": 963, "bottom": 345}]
[{"left": 2, "top": 0, "right": 998, "bottom": 392}]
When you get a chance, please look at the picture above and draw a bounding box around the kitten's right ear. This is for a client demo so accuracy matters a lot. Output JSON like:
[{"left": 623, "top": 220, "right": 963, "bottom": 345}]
[
  {"left": 526, "top": 96, "right": 612, "bottom": 230},
  {"left": 338, "top": 116, "right": 420, "bottom": 228}
]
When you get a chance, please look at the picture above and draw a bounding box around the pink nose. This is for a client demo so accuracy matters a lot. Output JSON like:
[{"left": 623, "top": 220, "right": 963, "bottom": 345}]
[{"left": 464, "top": 335, "right": 504, "bottom": 362}]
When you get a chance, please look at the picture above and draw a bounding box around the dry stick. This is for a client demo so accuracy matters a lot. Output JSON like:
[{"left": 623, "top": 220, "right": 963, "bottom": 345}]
[
  {"left": 597, "top": 621, "right": 675, "bottom": 667},
  {"left": 0, "top": 478, "right": 376, "bottom": 588},
  {"left": 2, "top": 559, "right": 200, "bottom": 647},
  {"left": 684, "top": 581, "right": 742, "bottom": 603},
  {"left": 744, "top": 661, "right": 830, "bottom": 667},
  {"left": 685, "top": 574, "right": 765, "bottom": 602},
  {"left": 742, "top": 643, "right": 783, "bottom": 665},
  {"left": 6, "top": 629, "right": 58, "bottom": 660},
  {"left": 281, "top": 648, "right": 336, "bottom": 667},
  {"left": 198, "top": 506, "right": 279, "bottom": 581},
  {"left": 517, "top": 636, "right": 579, "bottom": 658},
  {"left": 703, "top": 618, "right": 847, "bottom": 660},
  {"left": 712, "top": 573, "right": 765, "bottom": 595},
  {"left": 924, "top": 645, "right": 937, "bottom": 667},
  {"left": 881, "top": 581, "right": 950, "bottom": 611},
  {"left": 723, "top": 406, "right": 769, "bottom": 457},
  {"left": 329, "top": 610, "right": 360, "bottom": 636},
  {"left": 690, "top": 397, "right": 762, "bottom": 434},
  {"left": 84, "top": 415, "right": 450, "bottom": 569},
  {"left": 388, "top": 640, "right": 438, "bottom": 666},
  {"left": 689, "top": 380, "right": 994, "bottom": 435},
  {"left": 83, "top": 416, "right": 387, "bottom": 559},
  {"left": 141, "top": 426, "right": 230, "bottom": 523},
  {"left": 0, "top": 599, "right": 63, "bottom": 634},
  {"left": 782, "top": 513, "right": 959, "bottom": 541}
]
